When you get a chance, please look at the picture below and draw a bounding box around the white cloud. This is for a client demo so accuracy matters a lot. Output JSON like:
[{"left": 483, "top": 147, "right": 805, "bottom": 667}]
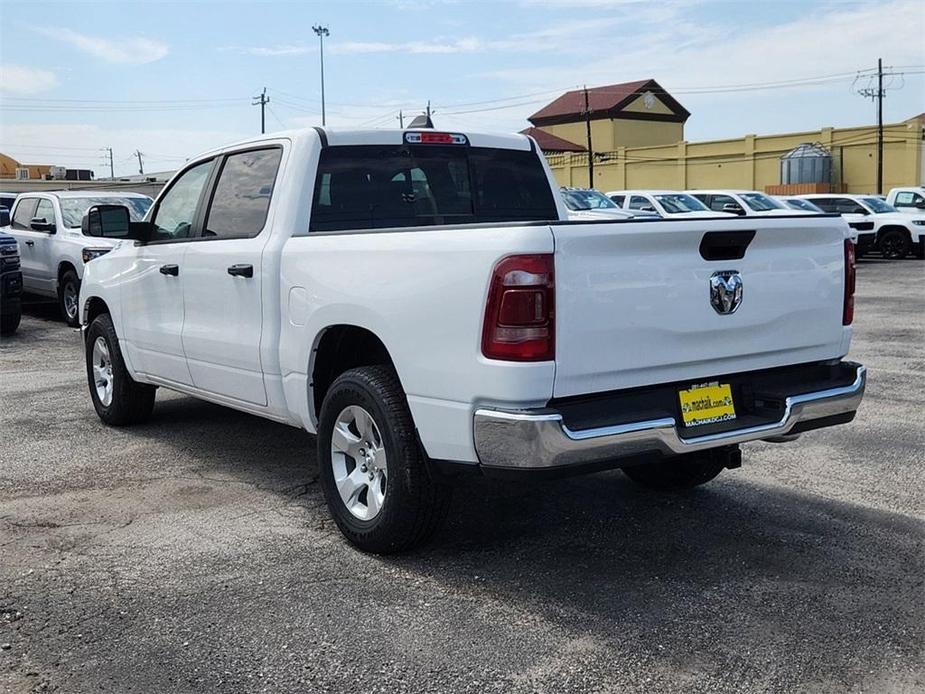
[
  {"left": 333, "top": 37, "right": 483, "bottom": 55},
  {"left": 37, "top": 27, "right": 168, "bottom": 64},
  {"left": 0, "top": 64, "right": 58, "bottom": 94},
  {"left": 487, "top": 0, "right": 925, "bottom": 93},
  {"left": 239, "top": 45, "right": 313, "bottom": 57}
]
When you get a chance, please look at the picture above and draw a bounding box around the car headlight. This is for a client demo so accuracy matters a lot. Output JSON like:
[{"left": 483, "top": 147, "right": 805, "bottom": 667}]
[
  {"left": 911, "top": 220, "right": 925, "bottom": 226},
  {"left": 81, "top": 247, "right": 111, "bottom": 263}
]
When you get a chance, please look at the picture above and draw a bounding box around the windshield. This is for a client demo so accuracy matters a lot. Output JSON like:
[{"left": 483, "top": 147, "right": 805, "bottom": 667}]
[
  {"left": 740, "top": 192, "right": 786, "bottom": 211},
  {"left": 653, "top": 193, "right": 708, "bottom": 214},
  {"left": 861, "top": 197, "right": 896, "bottom": 214},
  {"left": 561, "top": 189, "right": 618, "bottom": 211},
  {"left": 62, "top": 196, "right": 152, "bottom": 229},
  {"left": 785, "top": 198, "right": 823, "bottom": 212}
]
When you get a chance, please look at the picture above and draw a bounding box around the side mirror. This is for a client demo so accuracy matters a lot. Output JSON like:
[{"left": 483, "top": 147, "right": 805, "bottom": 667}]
[
  {"left": 30, "top": 217, "right": 56, "bottom": 233},
  {"left": 722, "top": 203, "right": 745, "bottom": 215},
  {"left": 0, "top": 208, "right": 9, "bottom": 227},
  {"left": 915, "top": 200, "right": 925, "bottom": 209},
  {"left": 641, "top": 205, "right": 656, "bottom": 212},
  {"left": 82, "top": 204, "right": 149, "bottom": 241}
]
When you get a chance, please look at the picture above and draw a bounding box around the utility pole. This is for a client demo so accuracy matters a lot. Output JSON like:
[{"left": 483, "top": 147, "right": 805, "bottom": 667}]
[
  {"left": 252, "top": 87, "right": 269, "bottom": 134},
  {"left": 312, "top": 25, "right": 330, "bottom": 126},
  {"left": 101, "top": 147, "right": 114, "bottom": 178},
  {"left": 876, "top": 57, "right": 883, "bottom": 195},
  {"left": 134, "top": 150, "right": 144, "bottom": 176},
  {"left": 583, "top": 86, "right": 593, "bottom": 187},
  {"left": 396, "top": 110, "right": 404, "bottom": 128},
  {"left": 426, "top": 100, "right": 431, "bottom": 121},
  {"left": 854, "top": 58, "right": 904, "bottom": 195}
]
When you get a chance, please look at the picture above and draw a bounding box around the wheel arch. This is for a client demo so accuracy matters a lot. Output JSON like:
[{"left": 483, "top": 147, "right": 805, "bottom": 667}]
[
  {"left": 57, "top": 260, "right": 78, "bottom": 287},
  {"left": 82, "top": 296, "right": 111, "bottom": 329},
  {"left": 877, "top": 224, "right": 913, "bottom": 241},
  {"left": 309, "top": 324, "right": 398, "bottom": 427}
]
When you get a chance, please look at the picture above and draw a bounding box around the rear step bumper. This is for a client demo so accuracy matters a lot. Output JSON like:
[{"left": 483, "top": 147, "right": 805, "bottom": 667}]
[{"left": 474, "top": 363, "right": 866, "bottom": 471}]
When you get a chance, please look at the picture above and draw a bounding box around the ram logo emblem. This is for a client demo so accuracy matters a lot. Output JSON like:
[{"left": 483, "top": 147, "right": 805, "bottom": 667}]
[{"left": 710, "top": 271, "right": 743, "bottom": 315}]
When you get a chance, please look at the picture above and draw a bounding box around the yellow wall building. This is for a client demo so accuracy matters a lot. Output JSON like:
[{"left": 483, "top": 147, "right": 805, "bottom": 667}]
[{"left": 525, "top": 80, "right": 924, "bottom": 194}]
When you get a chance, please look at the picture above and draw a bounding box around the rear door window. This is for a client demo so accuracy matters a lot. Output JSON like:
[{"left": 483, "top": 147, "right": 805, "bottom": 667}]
[
  {"left": 309, "top": 145, "right": 557, "bottom": 232},
  {"left": 204, "top": 148, "right": 282, "bottom": 239}
]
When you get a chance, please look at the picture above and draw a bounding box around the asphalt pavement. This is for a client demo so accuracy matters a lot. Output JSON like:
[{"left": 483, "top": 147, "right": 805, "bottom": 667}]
[{"left": 1, "top": 258, "right": 922, "bottom": 693}]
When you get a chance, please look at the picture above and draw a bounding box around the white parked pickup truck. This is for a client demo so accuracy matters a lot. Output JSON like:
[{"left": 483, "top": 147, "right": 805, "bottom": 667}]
[
  {"left": 2, "top": 191, "right": 153, "bottom": 325},
  {"left": 78, "top": 128, "right": 866, "bottom": 553}
]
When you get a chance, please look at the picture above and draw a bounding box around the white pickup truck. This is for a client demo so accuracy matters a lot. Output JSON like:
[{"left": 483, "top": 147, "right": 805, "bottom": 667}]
[
  {"left": 78, "top": 128, "right": 866, "bottom": 553},
  {"left": 3, "top": 191, "right": 152, "bottom": 325}
]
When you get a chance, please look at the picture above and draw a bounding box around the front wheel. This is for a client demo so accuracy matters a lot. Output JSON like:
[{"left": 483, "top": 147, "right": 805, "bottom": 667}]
[
  {"left": 59, "top": 269, "right": 81, "bottom": 327},
  {"left": 1, "top": 306, "right": 21, "bottom": 336},
  {"left": 85, "top": 313, "right": 156, "bottom": 426},
  {"left": 622, "top": 453, "right": 726, "bottom": 491},
  {"left": 878, "top": 229, "right": 910, "bottom": 260},
  {"left": 318, "top": 366, "right": 450, "bottom": 554}
]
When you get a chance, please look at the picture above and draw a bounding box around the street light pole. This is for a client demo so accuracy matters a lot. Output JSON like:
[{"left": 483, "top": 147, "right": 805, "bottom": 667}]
[{"left": 312, "top": 24, "right": 330, "bottom": 126}]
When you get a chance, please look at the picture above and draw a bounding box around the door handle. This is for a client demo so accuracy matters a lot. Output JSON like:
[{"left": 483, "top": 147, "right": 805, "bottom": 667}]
[
  {"left": 159, "top": 264, "right": 179, "bottom": 276},
  {"left": 25, "top": 240, "right": 34, "bottom": 247},
  {"left": 227, "top": 263, "right": 253, "bottom": 278}
]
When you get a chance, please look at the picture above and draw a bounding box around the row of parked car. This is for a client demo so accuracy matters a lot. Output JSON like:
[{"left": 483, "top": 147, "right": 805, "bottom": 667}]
[
  {"left": 1, "top": 182, "right": 923, "bottom": 338},
  {"left": 560, "top": 186, "right": 925, "bottom": 260},
  {"left": 0, "top": 190, "right": 154, "bottom": 335}
]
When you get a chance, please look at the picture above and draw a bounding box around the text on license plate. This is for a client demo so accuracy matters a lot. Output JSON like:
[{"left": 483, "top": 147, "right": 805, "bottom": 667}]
[{"left": 678, "top": 382, "right": 736, "bottom": 427}]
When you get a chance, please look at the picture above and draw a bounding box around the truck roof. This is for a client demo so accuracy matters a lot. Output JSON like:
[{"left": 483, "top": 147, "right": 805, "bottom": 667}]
[
  {"left": 18, "top": 190, "right": 152, "bottom": 200},
  {"left": 193, "top": 127, "right": 535, "bottom": 160}
]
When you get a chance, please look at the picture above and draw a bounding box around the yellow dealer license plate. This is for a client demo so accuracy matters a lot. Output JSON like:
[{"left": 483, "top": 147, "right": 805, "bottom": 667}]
[{"left": 678, "top": 382, "right": 737, "bottom": 428}]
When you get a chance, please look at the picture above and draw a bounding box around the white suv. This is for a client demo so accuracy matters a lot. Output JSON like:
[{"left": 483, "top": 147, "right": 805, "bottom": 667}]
[
  {"left": 607, "top": 190, "right": 734, "bottom": 218},
  {"left": 687, "top": 190, "right": 808, "bottom": 217},
  {"left": 800, "top": 193, "right": 925, "bottom": 260}
]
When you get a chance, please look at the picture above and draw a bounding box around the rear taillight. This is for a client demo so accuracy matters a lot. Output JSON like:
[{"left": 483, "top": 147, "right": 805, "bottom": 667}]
[
  {"left": 482, "top": 254, "right": 554, "bottom": 361},
  {"left": 843, "top": 239, "right": 855, "bottom": 325}
]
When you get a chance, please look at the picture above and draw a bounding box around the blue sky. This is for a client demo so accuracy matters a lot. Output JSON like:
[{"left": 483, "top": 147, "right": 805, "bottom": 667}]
[{"left": 1, "top": 0, "right": 923, "bottom": 177}]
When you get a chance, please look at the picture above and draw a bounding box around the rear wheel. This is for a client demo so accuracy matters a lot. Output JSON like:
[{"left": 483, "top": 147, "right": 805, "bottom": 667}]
[
  {"left": 878, "top": 229, "right": 910, "bottom": 260},
  {"left": 58, "top": 268, "right": 81, "bottom": 327},
  {"left": 623, "top": 453, "right": 726, "bottom": 491},
  {"left": 318, "top": 366, "right": 450, "bottom": 554},
  {"left": 85, "top": 313, "right": 156, "bottom": 425}
]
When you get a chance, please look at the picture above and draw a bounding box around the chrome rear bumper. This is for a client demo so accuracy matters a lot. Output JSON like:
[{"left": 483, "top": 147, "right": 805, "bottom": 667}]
[{"left": 474, "top": 364, "right": 866, "bottom": 470}]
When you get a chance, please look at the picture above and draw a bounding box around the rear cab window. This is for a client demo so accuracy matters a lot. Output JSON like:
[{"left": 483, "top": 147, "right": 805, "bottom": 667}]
[{"left": 309, "top": 144, "right": 557, "bottom": 232}]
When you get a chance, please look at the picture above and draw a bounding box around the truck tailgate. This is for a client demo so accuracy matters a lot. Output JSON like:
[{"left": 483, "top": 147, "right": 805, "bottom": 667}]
[{"left": 551, "top": 216, "right": 849, "bottom": 398}]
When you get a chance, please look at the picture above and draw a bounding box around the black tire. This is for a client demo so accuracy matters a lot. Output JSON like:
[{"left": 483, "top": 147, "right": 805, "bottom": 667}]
[
  {"left": 0, "top": 308, "right": 21, "bottom": 336},
  {"left": 85, "top": 313, "right": 156, "bottom": 426},
  {"left": 878, "top": 228, "right": 910, "bottom": 260},
  {"left": 58, "top": 268, "right": 81, "bottom": 327},
  {"left": 623, "top": 454, "right": 725, "bottom": 491},
  {"left": 318, "top": 365, "right": 450, "bottom": 554}
]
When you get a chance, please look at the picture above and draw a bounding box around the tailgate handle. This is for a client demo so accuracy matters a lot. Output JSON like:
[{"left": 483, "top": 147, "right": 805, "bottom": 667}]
[{"left": 699, "top": 230, "right": 756, "bottom": 261}]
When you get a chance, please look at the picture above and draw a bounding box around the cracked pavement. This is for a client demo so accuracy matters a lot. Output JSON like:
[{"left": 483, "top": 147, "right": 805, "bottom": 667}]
[{"left": 0, "top": 259, "right": 923, "bottom": 693}]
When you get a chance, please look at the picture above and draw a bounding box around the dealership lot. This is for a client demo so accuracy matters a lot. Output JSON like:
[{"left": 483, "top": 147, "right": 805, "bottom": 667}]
[{"left": 0, "top": 259, "right": 922, "bottom": 693}]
